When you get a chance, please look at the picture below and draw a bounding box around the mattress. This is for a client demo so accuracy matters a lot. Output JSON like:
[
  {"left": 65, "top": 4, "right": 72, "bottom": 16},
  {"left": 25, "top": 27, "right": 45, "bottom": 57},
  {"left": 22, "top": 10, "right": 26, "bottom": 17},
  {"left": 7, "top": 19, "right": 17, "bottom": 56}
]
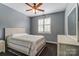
[{"left": 7, "top": 34, "right": 46, "bottom": 56}]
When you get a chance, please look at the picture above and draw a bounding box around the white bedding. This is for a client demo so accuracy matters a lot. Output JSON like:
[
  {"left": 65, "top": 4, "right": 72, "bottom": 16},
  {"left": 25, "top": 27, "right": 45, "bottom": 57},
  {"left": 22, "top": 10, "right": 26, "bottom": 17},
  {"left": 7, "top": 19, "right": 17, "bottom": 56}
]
[{"left": 7, "top": 34, "right": 46, "bottom": 56}]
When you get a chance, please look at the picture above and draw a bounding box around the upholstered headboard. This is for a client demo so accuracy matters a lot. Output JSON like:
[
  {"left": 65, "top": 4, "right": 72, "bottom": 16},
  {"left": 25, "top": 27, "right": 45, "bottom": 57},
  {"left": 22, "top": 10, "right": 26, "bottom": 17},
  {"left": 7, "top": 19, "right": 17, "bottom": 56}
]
[{"left": 5, "top": 28, "right": 26, "bottom": 37}]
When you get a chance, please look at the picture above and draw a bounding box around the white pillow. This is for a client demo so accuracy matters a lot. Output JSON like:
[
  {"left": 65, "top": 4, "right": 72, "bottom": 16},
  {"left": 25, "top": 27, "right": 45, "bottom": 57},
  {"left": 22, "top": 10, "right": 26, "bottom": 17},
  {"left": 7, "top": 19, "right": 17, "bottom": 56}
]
[{"left": 12, "top": 33, "right": 28, "bottom": 37}]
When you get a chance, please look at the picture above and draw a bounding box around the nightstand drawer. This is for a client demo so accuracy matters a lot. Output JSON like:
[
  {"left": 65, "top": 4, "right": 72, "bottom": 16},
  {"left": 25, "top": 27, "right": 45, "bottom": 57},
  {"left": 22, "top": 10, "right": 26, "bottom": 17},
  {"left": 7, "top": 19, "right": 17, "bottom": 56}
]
[{"left": 59, "top": 44, "right": 79, "bottom": 56}]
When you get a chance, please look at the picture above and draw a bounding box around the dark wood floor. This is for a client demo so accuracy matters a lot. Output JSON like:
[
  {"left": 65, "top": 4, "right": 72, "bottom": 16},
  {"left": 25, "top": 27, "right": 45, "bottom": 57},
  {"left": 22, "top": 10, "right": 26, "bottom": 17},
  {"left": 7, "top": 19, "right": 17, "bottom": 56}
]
[
  {"left": 40, "top": 43, "right": 57, "bottom": 56},
  {"left": 0, "top": 43, "right": 57, "bottom": 56}
]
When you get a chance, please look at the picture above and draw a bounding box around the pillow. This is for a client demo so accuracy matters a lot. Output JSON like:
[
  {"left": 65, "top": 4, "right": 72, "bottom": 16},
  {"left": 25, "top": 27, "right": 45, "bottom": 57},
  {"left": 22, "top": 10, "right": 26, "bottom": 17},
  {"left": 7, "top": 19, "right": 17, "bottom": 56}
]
[{"left": 12, "top": 33, "right": 28, "bottom": 37}]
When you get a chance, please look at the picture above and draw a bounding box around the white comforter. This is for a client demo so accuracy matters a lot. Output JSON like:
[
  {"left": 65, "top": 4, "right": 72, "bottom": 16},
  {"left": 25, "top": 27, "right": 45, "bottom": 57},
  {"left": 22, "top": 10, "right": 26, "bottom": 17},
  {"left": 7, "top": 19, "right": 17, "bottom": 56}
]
[{"left": 7, "top": 34, "right": 46, "bottom": 56}]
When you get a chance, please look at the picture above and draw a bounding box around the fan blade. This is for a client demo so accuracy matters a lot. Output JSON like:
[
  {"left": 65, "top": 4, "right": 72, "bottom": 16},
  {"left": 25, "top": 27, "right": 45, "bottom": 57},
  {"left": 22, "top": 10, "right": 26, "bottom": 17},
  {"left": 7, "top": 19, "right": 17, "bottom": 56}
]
[
  {"left": 37, "top": 9, "right": 44, "bottom": 12},
  {"left": 26, "top": 9, "right": 32, "bottom": 11},
  {"left": 36, "top": 3, "right": 42, "bottom": 8},
  {"left": 25, "top": 3, "right": 32, "bottom": 7}
]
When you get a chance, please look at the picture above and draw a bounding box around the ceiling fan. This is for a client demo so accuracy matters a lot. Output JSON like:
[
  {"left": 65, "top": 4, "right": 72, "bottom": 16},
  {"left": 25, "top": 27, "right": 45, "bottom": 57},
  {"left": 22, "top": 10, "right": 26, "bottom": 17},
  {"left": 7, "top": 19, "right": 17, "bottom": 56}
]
[{"left": 25, "top": 3, "right": 44, "bottom": 14}]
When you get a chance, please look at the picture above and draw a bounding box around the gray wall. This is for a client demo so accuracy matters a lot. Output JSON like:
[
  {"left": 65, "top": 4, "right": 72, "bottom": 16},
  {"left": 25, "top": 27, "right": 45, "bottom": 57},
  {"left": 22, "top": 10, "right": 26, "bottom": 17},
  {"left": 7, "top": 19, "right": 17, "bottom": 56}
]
[
  {"left": 0, "top": 4, "right": 30, "bottom": 39},
  {"left": 30, "top": 11, "right": 65, "bottom": 42}
]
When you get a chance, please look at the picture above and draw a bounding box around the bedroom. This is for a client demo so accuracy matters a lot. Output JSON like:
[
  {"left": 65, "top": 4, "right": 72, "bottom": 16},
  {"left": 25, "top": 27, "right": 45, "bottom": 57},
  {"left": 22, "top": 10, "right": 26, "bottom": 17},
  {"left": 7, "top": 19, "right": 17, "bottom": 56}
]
[{"left": 0, "top": 3, "right": 79, "bottom": 56}]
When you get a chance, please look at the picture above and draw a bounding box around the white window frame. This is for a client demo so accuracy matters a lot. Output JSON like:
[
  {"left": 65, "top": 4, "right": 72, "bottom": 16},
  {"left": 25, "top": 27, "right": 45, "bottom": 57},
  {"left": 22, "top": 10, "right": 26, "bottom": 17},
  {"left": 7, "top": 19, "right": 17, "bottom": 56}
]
[{"left": 38, "top": 17, "right": 51, "bottom": 34}]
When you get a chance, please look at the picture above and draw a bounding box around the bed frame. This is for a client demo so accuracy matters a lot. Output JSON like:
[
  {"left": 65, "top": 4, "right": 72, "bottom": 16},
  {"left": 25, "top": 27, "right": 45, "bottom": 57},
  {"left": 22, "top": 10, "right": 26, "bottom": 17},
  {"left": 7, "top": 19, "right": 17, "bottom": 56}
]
[
  {"left": 4, "top": 28, "right": 46, "bottom": 56},
  {"left": 7, "top": 45, "right": 46, "bottom": 56},
  {"left": 4, "top": 28, "right": 26, "bottom": 53}
]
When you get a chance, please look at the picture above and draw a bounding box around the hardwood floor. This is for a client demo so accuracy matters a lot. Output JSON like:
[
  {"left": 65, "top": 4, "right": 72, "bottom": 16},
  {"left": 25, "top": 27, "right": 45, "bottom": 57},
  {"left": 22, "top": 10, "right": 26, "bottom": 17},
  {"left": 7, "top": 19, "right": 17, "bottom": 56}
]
[
  {"left": 40, "top": 43, "right": 57, "bottom": 56},
  {"left": 0, "top": 43, "right": 57, "bottom": 56}
]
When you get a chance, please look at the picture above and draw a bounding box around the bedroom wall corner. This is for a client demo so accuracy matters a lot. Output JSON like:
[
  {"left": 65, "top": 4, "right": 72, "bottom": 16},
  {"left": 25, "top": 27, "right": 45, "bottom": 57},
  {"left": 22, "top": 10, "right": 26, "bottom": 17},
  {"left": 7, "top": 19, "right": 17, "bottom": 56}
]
[{"left": 30, "top": 11, "right": 65, "bottom": 42}]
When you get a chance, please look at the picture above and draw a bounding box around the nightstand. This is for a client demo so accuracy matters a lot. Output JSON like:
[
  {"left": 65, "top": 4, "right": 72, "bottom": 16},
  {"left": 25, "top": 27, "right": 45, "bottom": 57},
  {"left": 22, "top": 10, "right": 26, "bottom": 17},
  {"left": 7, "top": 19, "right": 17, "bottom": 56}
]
[{"left": 0, "top": 40, "right": 5, "bottom": 53}]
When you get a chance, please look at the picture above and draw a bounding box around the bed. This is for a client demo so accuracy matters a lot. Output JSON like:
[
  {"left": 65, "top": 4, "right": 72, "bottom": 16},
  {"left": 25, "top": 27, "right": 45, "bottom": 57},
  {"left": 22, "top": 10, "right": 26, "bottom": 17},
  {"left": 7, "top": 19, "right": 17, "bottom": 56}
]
[{"left": 5, "top": 28, "right": 46, "bottom": 56}]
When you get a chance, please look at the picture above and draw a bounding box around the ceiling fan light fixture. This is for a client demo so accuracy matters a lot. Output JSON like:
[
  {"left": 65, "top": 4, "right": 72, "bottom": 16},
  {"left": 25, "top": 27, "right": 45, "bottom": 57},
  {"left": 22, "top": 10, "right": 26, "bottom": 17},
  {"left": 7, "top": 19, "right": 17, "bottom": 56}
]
[
  {"left": 32, "top": 9, "right": 36, "bottom": 13},
  {"left": 25, "top": 3, "right": 44, "bottom": 14},
  {"left": 32, "top": 9, "right": 39, "bottom": 14}
]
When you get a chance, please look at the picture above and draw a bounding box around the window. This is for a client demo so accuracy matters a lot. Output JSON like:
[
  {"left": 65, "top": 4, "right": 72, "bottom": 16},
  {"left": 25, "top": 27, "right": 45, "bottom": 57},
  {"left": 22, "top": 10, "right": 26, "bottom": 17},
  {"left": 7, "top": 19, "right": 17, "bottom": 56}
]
[{"left": 38, "top": 17, "right": 51, "bottom": 33}]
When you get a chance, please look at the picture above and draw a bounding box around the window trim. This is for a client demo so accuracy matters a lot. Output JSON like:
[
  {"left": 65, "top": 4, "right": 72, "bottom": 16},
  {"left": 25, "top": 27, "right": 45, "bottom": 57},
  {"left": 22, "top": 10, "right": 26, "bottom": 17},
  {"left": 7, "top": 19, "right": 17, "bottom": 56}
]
[{"left": 38, "top": 17, "right": 51, "bottom": 34}]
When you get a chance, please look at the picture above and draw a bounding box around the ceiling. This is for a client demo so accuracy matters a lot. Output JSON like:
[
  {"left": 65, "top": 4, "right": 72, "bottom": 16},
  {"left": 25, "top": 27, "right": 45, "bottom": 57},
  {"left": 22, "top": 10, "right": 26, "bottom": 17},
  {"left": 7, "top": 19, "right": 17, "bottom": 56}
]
[{"left": 2, "top": 3, "right": 67, "bottom": 17}]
